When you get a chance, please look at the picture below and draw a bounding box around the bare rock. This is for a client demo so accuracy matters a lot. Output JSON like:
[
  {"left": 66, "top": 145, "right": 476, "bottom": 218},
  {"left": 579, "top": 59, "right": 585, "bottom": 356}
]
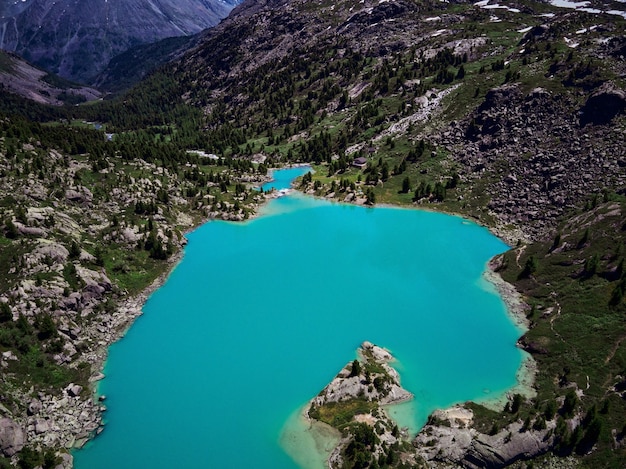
[
  {"left": 55, "top": 452, "right": 73, "bottom": 469},
  {"left": 464, "top": 421, "right": 553, "bottom": 468},
  {"left": 27, "top": 399, "right": 42, "bottom": 416},
  {"left": 66, "top": 384, "right": 83, "bottom": 397},
  {"left": 0, "top": 417, "right": 26, "bottom": 457},
  {"left": 65, "top": 186, "right": 94, "bottom": 205},
  {"left": 580, "top": 82, "right": 626, "bottom": 126},
  {"left": 16, "top": 223, "right": 46, "bottom": 237},
  {"left": 34, "top": 418, "right": 50, "bottom": 435},
  {"left": 76, "top": 266, "right": 112, "bottom": 298},
  {"left": 414, "top": 413, "right": 554, "bottom": 468}
]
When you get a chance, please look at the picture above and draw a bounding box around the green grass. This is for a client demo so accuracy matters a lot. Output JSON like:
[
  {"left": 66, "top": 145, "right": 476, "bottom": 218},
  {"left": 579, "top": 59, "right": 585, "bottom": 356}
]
[
  {"left": 104, "top": 246, "right": 171, "bottom": 295},
  {"left": 310, "top": 398, "right": 377, "bottom": 429},
  {"left": 488, "top": 201, "right": 626, "bottom": 465}
]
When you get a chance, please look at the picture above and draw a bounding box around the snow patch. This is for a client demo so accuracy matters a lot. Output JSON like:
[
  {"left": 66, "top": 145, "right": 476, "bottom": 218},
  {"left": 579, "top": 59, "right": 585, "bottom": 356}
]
[{"left": 548, "top": 0, "right": 626, "bottom": 19}]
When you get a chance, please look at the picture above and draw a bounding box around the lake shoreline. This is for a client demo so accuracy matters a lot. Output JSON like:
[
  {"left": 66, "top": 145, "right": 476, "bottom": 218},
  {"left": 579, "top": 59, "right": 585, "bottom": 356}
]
[
  {"left": 76, "top": 165, "right": 534, "bottom": 469},
  {"left": 73, "top": 165, "right": 305, "bottom": 452}
]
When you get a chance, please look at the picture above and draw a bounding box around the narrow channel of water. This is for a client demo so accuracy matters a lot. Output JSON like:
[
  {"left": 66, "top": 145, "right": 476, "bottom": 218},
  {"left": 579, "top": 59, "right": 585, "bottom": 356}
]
[{"left": 74, "top": 168, "right": 522, "bottom": 469}]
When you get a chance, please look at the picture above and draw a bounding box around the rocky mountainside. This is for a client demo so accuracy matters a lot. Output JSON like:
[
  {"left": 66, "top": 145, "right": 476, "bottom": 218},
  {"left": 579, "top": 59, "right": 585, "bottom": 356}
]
[
  {"left": 0, "top": 0, "right": 240, "bottom": 82},
  {"left": 150, "top": 0, "right": 625, "bottom": 242},
  {"left": 0, "top": 50, "right": 100, "bottom": 105}
]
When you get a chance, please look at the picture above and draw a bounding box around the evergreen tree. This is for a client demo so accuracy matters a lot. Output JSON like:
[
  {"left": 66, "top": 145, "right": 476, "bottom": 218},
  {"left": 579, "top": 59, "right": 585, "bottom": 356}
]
[
  {"left": 0, "top": 302, "right": 12, "bottom": 322},
  {"left": 4, "top": 219, "right": 18, "bottom": 239},
  {"left": 349, "top": 359, "right": 361, "bottom": 377},
  {"left": 401, "top": 176, "right": 411, "bottom": 194}
]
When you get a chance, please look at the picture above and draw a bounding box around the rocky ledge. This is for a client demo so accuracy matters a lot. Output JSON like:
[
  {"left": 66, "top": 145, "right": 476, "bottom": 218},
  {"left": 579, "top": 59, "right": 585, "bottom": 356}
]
[{"left": 413, "top": 406, "right": 555, "bottom": 468}]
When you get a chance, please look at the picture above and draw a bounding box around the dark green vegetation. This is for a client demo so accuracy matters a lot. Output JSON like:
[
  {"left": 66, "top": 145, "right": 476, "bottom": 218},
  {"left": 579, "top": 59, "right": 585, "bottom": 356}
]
[
  {"left": 0, "top": 0, "right": 625, "bottom": 466},
  {"left": 488, "top": 198, "right": 626, "bottom": 467}
]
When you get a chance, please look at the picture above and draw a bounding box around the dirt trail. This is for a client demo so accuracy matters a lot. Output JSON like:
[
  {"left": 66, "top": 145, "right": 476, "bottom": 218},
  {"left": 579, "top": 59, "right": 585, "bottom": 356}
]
[{"left": 605, "top": 333, "right": 626, "bottom": 364}]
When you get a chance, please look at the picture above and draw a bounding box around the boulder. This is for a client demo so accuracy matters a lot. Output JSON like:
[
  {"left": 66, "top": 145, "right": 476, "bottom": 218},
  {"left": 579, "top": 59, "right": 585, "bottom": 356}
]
[
  {"left": 54, "top": 452, "right": 73, "bottom": 469},
  {"left": 66, "top": 384, "right": 83, "bottom": 397},
  {"left": 16, "top": 223, "right": 46, "bottom": 237},
  {"left": 65, "top": 186, "right": 93, "bottom": 205},
  {"left": 580, "top": 82, "right": 626, "bottom": 126},
  {"left": 27, "top": 399, "right": 42, "bottom": 416},
  {"left": 34, "top": 418, "right": 50, "bottom": 434},
  {"left": 0, "top": 417, "right": 26, "bottom": 457},
  {"left": 520, "top": 24, "right": 550, "bottom": 44}
]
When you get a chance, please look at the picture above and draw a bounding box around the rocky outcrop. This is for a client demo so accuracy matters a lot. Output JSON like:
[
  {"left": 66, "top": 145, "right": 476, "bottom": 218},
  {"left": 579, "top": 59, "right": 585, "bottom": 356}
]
[
  {"left": 0, "top": 417, "right": 26, "bottom": 457},
  {"left": 464, "top": 421, "right": 553, "bottom": 468},
  {"left": 580, "top": 82, "right": 626, "bottom": 126},
  {"left": 311, "top": 341, "right": 412, "bottom": 409},
  {"left": 17, "top": 387, "right": 103, "bottom": 449},
  {"left": 413, "top": 408, "right": 554, "bottom": 468},
  {"left": 65, "top": 187, "right": 93, "bottom": 206},
  {"left": 308, "top": 342, "right": 416, "bottom": 469}
]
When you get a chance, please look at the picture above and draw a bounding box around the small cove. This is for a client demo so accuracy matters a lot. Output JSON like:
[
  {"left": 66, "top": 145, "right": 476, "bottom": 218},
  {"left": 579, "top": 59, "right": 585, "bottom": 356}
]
[{"left": 74, "top": 168, "right": 524, "bottom": 469}]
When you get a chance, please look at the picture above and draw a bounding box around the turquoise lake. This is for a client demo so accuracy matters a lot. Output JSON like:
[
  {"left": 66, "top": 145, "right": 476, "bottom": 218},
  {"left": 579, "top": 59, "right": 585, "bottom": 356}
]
[{"left": 74, "top": 167, "right": 524, "bottom": 469}]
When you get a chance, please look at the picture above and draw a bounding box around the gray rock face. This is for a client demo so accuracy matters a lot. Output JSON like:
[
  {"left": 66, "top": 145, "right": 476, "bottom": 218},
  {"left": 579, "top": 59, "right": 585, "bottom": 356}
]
[
  {"left": 34, "top": 418, "right": 50, "bottom": 435},
  {"left": 0, "top": 417, "right": 26, "bottom": 457},
  {"left": 0, "top": 0, "right": 241, "bottom": 82},
  {"left": 65, "top": 186, "right": 93, "bottom": 205},
  {"left": 414, "top": 412, "right": 554, "bottom": 469},
  {"left": 464, "top": 421, "right": 552, "bottom": 468},
  {"left": 66, "top": 384, "right": 83, "bottom": 397}
]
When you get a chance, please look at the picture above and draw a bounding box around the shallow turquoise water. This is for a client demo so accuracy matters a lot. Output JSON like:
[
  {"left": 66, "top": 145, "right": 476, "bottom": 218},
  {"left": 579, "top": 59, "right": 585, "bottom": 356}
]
[
  {"left": 261, "top": 166, "right": 311, "bottom": 191},
  {"left": 74, "top": 170, "right": 522, "bottom": 469}
]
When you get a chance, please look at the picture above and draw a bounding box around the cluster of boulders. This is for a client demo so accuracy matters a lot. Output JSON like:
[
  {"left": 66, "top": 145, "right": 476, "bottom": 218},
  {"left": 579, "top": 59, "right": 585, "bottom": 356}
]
[
  {"left": 21, "top": 384, "right": 102, "bottom": 450},
  {"left": 0, "top": 381, "right": 102, "bottom": 467},
  {"left": 0, "top": 417, "right": 25, "bottom": 458},
  {"left": 434, "top": 82, "right": 626, "bottom": 240}
]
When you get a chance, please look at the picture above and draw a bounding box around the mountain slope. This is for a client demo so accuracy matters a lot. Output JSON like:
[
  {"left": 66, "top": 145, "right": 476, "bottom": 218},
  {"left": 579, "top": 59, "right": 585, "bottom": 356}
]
[
  {"left": 153, "top": 0, "right": 625, "bottom": 240},
  {"left": 0, "top": 0, "right": 240, "bottom": 82},
  {"left": 0, "top": 50, "right": 100, "bottom": 105},
  {"left": 91, "top": 35, "right": 198, "bottom": 93}
]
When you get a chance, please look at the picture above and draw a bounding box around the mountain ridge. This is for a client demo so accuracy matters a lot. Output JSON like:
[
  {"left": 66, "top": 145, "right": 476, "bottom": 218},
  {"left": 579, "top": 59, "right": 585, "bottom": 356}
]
[{"left": 0, "top": 0, "right": 240, "bottom": 82}]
